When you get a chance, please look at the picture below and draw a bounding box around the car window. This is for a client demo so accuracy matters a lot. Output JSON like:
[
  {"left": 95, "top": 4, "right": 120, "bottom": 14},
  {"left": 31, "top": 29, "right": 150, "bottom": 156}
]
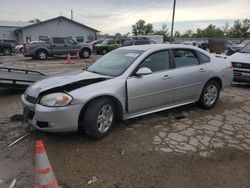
[
  {"left": 134, "top": 40, "right": 149, "bottom": 45},
  {"left": 149, "top": 40, "right": 157, "bottom": 44},
  {"left": 108, "top": 40, "right": 115, "bottom": 45},
  {"left": 197, "top": 51, "right": 210, "bottom": 63},
  {"left": 137, "top": 50, "right": 170, "bottom": 73},
  {"left": 172, "top": 49, "right": 199, "bottom": 68},
  {"left": 123, "top": 40, "right": 134, "bottom": 46},
  {"left": 53, "top": 38, "right": 64, "bottom": 44},
  {"left": 64, "top": 38, "right": 75, "bottom": 44},
  {"left": 96, "top": 40, "right": 103, "bottom": 44}
]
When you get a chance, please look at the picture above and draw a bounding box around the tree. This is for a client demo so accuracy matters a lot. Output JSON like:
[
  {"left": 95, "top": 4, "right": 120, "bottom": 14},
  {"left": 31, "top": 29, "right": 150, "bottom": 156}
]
[
  {"left": 228, "top": 19, "right": 250, "bottom": 38},
  {"left": 114, "top": 33, "right": 122, "bottom": 38},
  {"left": 191, "top": 24, "right": 224, "bottom": 38},
  {"left": 174, "top": 31, "right": 180, "bottom": 38},
  {"left": 132, "top": 19, "right": 153, "bottom": 35},
  {"left": 181, "top": 30, "right": 194, "bottom": 38},
  {"left": 222, "top": 22, "right": 230, "bottom": 36},
  {"left": 154, "top": 24, "right": 169, "bottom": 42}
]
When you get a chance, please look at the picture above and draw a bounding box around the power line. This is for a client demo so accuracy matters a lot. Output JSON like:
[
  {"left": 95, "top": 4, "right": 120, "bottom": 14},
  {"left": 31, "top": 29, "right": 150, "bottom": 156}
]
[
  {"left": 79, "top": 0, "right": 155, "bottom": 19},
  {"left": 123, "top": 0, "right": 167, "bottom": 18}
]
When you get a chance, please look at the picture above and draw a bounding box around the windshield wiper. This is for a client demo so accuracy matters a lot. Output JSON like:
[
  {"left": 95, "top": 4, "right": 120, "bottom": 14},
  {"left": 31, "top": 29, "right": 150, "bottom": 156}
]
[{"left": 87, "top": 69, "right": 104, "bottom": 75}]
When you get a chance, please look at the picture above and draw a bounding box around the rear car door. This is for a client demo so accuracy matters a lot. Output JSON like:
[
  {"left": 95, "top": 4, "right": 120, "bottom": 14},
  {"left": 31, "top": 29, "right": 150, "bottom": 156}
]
[
  {"left": 170, "top": 48, "right": 208, "bottom": 104},
  {"left": 127, "top": 50, "right": 175, "bottom": 114}
]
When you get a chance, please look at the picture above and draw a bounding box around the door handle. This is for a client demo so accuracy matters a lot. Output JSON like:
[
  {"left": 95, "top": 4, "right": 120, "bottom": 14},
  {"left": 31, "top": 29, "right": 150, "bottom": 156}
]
[
  {"left": 199, "top": 68, "right": 206, "bottom": 72},
  {"left": 162, "top": 75, "right": 172, "bottom": 80},
  {"left": 52, "top": 45, "right": 56, "bottom": 47},
  {"left": 64, "top": 45, "right": 67, "bottom": 47}
]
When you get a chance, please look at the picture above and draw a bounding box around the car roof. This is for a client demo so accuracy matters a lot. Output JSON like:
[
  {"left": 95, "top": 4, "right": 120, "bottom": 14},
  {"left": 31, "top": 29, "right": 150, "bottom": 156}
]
[{"left": 120, "top": 44, "right": 200, "bottom": 51}]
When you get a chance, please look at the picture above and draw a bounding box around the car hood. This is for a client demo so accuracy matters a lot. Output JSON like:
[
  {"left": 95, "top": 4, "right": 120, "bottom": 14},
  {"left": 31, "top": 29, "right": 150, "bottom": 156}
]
[
  {"left": 26, "top": 69, "right": 111, "bottom": 98},
  {"left": 228, "top": 52, "right": 250, "bottom": 64}
]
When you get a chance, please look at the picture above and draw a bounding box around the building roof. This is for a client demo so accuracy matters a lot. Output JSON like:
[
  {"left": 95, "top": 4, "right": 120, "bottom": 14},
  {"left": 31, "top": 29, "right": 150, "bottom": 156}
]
[
  {"left": 0, "top": 20, "right": 32, "bottom": 27},
  {"left": 20, "top": 16, "right": 99, "bottom": 32}
]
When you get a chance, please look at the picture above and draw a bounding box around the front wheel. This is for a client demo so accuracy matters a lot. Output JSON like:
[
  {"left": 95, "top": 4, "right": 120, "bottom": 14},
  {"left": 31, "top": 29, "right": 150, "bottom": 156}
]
[
  {"left": 80, "top": 98, "right": 115, "bottom": 139},
  {"left": 198, "top": 80, "right": 220, "bottom": 109}
]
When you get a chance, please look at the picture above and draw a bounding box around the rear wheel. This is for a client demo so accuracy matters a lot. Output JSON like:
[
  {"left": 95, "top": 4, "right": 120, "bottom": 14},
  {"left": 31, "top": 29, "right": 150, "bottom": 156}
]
[
  {"left": 36, "top": 50, "right": 47, "bottom": 60},
  {"left": 80, "top": 98, "right": 115, "bottom": 139},
  {"left": 3, "top": 48, "right": 11, "bottom": 55},
  {"left": 81, "top": 48, "right": 91, "bottom": 58},
  {"left": 198, "top": 80, "right": 220, "bottom": 109}
]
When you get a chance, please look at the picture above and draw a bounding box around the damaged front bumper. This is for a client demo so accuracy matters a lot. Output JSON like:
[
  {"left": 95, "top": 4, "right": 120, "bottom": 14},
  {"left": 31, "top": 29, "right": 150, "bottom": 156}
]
[{"left": 21, "top": 94, "right": 82, "bottom": 133}]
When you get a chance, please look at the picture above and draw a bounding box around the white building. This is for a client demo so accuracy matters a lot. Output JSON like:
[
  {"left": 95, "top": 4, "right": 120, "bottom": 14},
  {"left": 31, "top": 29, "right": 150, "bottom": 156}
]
[{"left": 0, "top": 16, "right": 99, "bottom": 44}]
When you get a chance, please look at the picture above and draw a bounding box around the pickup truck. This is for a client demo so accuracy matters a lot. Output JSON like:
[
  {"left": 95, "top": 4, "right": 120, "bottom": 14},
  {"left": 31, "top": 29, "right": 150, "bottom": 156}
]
[
  {"left": 23, "top": 37, "right": 93, "bottom": 60},
  {"left": 0, "top": 41, "right": 15, "bottom": 55}
]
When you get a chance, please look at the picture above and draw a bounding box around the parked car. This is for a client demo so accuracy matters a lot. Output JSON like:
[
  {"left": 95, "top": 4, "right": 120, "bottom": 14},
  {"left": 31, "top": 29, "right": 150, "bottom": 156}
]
[
  {"left": 227, "top": 40, "right": 250, "bottom": 55},
  {"left": 122, "top": 39, "right": 156, "bottom": 47},
  {"left": 23, "top": 37, "right": 92, "bottom": 60},
  {"left": 90, "top": 39, "right": 103, "bottom": 52},
  {"left": 198, "top": 42, "right": 208, "bottom": 51},
  {"left": 15, "top": 44, "right": 24, "bottom": 53},
  {"left": 21, "top": 44, "right": 232, "bottom": 139},
  {"left": 228, "top": 42, "right": 250, "bottom": 82},
  {"left": 0, "top": 41, "right": 15, "bottom": 55},
  {"left": 95, "top": 39, "right": 121, "bottom": 55}
]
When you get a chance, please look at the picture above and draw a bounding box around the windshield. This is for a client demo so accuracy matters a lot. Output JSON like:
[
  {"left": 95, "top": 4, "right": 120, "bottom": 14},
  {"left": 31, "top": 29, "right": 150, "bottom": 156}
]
[
  {"left": 87, "top": 49, "right": 144, "bottom": 77},
  {"left": 101, "top": 40, "right": 109, "bottom": 45},
  {"left": 240, "top": 43, "right": 250, "bottom": 53}
]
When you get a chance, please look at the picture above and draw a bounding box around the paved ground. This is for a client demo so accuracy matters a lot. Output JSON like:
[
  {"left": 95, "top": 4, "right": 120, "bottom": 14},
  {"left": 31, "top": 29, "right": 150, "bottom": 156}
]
[{"left": 0, "top": 54, "right": 250, "bottom": 188}]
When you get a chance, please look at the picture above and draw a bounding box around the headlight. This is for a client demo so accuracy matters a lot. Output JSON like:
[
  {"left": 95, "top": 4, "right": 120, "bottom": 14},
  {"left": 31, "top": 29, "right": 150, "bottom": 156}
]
[{"left": 39, "top": 93, "right": 72, "bottom": 107}]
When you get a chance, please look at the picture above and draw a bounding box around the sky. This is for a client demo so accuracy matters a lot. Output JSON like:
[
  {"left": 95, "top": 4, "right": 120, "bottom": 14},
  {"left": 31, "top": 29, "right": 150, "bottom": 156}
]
[{"left": 0, "top": 0, "right": 249, "bottom": 34}]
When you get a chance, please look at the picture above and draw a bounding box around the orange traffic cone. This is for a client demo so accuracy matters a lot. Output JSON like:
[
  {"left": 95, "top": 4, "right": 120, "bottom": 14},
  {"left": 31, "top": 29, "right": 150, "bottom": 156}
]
[
  {"left": 35, "top": 140, "right": 59, "bottom": 188},
  {"left": 66, "top": 53, "right": 72, "bottom": 64},
  {"left": 76, "top": 50, "right": 80, "bottom": 60}
]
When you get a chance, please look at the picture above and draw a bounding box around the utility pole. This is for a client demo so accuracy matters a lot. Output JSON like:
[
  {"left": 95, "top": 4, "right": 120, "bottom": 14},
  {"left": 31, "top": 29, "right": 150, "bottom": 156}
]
[
  {"left": 170, "top": 0, "right": 176, "bottom": 43},
  {"left": 71, "top": 10, "right": 73, "bottom": 20}
]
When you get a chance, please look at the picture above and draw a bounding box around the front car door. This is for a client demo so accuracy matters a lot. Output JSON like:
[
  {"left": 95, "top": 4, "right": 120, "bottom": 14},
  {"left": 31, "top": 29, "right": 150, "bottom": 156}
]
[
  {"left": 127, "top": 50, "right": 175, "bottom": 115},
  {"left": 170, "top": 48, "right": 208, "bottom": 105},
  {"left": 52, "top": 37, "right": 66, "bottom": 55},
  {"left": 64, "top": 38, "right": 79, "bottom": 54}
]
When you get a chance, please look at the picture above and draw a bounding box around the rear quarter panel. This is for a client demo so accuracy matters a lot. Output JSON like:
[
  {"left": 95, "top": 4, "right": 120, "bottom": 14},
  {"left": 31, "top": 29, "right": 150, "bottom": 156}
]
[{"left": 205, "top": 56, "right": 233, "bottom": 88}]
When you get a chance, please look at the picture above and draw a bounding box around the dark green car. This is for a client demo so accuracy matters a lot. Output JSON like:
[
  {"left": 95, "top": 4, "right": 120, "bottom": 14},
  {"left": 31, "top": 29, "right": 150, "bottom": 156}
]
[{"left": 95, "top": 39, "right": 121, "bottom": 55}]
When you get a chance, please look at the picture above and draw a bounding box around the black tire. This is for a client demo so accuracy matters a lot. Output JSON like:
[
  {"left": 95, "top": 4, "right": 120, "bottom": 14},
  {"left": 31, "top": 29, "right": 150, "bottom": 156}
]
[
  {"left": 81, "top": 48, "right": 91, "bottom": 58},
  {"left": 3, "top": 48, "right": 11, "bottom": 55},
  {"left": 80, "top": 98, "right": 115, "bottom": 139},
  {"left": 198, "top": 80, "right": 220, "bottom": 109},
  {"left": 102, "top": 49, "right": 107, "bottom": 55},
  {"left": 36, "top": 50, "right": 48, "bottom": 60},
  {"left": 20, "top": 47, "right": 24, "bottom": 53}
]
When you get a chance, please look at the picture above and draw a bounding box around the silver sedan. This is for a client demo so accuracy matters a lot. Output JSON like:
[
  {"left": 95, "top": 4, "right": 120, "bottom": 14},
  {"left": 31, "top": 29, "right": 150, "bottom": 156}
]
[{"left": 21, "top": 44, "right": 233, "bottom": 139}]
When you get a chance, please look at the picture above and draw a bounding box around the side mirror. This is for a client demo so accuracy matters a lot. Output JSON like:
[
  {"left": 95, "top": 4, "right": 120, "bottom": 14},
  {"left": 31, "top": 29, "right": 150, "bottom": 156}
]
[{"left": 136, "top": 67, "right": 152, "bottom": 76}]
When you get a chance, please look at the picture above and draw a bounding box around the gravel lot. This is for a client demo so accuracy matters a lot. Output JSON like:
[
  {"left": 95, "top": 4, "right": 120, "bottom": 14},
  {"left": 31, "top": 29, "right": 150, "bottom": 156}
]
[{"left": 0, "top": 54, "right": 250, "bottom": 188}]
